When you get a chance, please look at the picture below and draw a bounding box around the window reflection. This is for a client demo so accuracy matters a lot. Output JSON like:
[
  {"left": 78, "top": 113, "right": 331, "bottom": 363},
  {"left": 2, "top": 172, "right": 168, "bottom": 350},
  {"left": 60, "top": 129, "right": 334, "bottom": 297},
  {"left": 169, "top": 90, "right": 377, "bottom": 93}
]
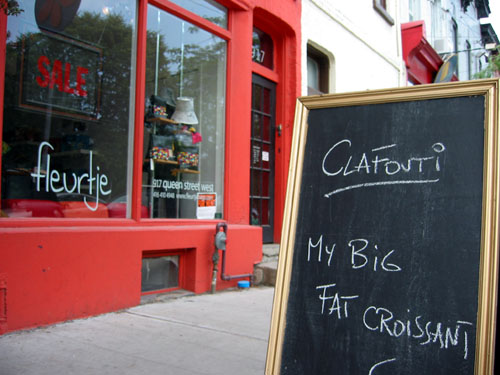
[{"left": 168, "top": 0, "right": 227, "bottom": 29}]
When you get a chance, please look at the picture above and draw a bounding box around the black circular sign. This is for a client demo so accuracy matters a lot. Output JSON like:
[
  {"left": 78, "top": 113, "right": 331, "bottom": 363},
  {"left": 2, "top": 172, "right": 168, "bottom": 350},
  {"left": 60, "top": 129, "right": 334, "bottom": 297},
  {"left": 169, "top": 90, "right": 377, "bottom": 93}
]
[{"left": 35, "top": 0, "right": 81, "bottom": 32}]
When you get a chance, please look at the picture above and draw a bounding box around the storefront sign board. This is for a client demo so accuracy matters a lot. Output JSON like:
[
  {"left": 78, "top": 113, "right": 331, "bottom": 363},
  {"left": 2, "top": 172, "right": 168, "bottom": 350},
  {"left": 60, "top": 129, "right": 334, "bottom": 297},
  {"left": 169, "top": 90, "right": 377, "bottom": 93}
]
[{"left": 266, "top": 80, "right": 500, "bottom": 374}]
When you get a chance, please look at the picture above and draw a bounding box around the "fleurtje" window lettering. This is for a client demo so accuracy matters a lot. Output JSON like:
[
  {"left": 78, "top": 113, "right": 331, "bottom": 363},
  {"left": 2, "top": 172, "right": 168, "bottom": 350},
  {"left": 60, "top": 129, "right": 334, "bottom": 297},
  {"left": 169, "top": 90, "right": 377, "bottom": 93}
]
[{"left": 30, "top": 142, "right": 111, "bottom": 211}]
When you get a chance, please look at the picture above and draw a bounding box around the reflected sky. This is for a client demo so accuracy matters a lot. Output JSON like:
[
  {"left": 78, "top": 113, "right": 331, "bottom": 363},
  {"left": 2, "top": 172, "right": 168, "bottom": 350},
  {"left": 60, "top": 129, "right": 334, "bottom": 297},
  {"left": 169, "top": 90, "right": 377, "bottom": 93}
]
[{"left": 7, "top": 0, "right": 136, "bottom": 41}]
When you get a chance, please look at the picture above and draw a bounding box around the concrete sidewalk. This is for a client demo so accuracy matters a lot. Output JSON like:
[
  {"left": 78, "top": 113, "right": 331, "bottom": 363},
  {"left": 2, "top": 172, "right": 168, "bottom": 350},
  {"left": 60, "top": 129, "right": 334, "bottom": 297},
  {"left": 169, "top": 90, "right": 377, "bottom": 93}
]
[{"left": 0, "top": 286, "right": 275, "bottom": 375}]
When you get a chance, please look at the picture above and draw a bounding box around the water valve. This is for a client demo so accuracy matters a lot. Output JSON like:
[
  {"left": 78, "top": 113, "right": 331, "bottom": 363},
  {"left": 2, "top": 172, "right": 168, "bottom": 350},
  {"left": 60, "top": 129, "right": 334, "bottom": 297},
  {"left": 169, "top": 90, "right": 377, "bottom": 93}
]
[{"left": 215, "top": 222, "right": 227, "bottom": 251}]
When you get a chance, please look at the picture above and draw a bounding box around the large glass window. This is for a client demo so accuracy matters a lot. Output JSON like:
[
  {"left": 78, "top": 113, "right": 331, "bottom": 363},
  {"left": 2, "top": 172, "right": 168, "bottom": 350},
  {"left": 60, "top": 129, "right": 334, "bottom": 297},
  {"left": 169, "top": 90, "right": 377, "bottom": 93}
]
[
  {"left": 168, "top": 0, "right": 227, "bottom": 29},
  {"left": 1, "top": 0, "right": 136, "bottom": 218},
  {"left": 143, "top": 5, "right": 226, "bottom": 219}
]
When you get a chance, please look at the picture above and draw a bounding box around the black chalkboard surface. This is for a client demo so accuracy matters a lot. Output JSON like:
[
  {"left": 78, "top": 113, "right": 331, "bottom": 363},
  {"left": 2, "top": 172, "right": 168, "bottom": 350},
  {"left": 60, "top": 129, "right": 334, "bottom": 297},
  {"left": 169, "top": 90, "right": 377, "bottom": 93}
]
[{"left": 266, "top": 80, "right": 500, "bottom": 375}]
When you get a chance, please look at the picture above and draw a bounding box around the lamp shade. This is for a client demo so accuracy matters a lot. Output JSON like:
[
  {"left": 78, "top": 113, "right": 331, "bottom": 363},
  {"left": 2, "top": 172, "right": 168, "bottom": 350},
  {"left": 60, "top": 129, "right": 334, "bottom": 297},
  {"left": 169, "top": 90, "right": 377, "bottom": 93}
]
[{"left": 171, "top": 97, "right": 199, "bottom": 124}]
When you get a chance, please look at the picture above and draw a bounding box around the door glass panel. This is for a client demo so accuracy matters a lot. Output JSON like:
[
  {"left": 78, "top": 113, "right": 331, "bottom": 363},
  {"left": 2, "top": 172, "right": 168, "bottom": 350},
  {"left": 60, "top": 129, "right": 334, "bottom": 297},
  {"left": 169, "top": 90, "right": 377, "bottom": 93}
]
[
  {"left": 252, "top": 113, "right": 262, "bottom": 140},
  {"left": 262, "top": 116, "right": 271, "bottom": 142},
  {"left": 1, "top": 0, "right": 136, "bottom": 219},
  {"left": 251, "top": 141, "right": 261, "bottom": 167},
  {"left": 252, "top": 83, "right": 262, "bottom": 110},
  {"left": 262, "top": 143, "right": 270, "bottom": 170},
  {"left": 251, "top": 169, "right": 262, "bottom": 197},
  {"left": 262, "top": 171, "right": 269, "bottom": 196},
  {"left": 261, "top": 199, "right": 269, "bottom": 225},
  {"left": 263, "top": 87, "right": 271, "bottom": 113},
  {"left": 251, "top": 199, "right": 261, "bottom": 225}
]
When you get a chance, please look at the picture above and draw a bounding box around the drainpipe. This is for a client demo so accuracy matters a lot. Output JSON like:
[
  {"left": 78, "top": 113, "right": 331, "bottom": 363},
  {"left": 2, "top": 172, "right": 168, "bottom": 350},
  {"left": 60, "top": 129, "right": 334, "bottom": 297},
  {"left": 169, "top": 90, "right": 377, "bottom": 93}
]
[{"left": 212, "top": 223, "right": 253, "bottom": 294}]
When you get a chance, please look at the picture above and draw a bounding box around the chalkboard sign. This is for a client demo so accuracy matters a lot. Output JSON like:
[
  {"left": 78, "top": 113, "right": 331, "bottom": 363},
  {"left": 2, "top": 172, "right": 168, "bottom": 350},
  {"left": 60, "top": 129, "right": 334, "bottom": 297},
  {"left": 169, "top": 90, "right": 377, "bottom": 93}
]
[{"left": 266, "top": 80, "right": 499, "bottom": 375}]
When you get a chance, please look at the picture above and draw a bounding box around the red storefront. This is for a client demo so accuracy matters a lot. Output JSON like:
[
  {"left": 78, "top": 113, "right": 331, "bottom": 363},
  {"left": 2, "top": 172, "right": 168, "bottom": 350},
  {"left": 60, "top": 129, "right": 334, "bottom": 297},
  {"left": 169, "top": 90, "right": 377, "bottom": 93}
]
[{"left": 0, "top": 0, "right": 300, "bottom": 334}]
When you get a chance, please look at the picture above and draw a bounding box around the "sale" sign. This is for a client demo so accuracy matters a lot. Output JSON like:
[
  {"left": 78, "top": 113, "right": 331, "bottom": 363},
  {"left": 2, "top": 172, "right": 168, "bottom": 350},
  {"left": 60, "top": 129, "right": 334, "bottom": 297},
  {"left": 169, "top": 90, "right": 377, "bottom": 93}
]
[{"left": 19, "top": 30, "right": 102, "bottom": 120}]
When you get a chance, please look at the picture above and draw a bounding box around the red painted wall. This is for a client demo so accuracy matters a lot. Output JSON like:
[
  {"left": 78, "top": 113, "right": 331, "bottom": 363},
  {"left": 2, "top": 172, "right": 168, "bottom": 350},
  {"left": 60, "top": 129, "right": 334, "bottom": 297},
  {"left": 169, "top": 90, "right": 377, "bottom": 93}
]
[
  {"left": 0, "top": 0, "right": 300, "bottom": 334},
  {"left": 0, "top": 11, "right": 5, "bottom": 203},
  {"left": 224, "top": 8, "right": 253, "bottom": 224},
  {"left": 224, "top": 0, "right": 301, "bottom": 241},
  {"left": 0, "top": 224, "right": 261, "bottom": 333}
]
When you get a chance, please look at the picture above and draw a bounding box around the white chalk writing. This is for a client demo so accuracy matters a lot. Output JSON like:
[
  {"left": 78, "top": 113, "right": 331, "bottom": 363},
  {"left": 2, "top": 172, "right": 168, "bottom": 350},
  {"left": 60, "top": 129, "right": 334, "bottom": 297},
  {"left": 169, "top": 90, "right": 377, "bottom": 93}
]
[
  {"left": 363, "top": 306, "right": 473, "bottom": 359},
  {"left": 307, "top": 235, "right": 402, "bottom": 272},
  {"left": 303, "top": 232, "right": 474, "bottom": 363},
  {"left": 322, "top": 140, "right": 445, "bottom": 197},
  {"left": 316, "top": 283, "right": 359, "bottom": 319},
  {"left": 368, "top": 358, "right": 396, "bottom": 375}
]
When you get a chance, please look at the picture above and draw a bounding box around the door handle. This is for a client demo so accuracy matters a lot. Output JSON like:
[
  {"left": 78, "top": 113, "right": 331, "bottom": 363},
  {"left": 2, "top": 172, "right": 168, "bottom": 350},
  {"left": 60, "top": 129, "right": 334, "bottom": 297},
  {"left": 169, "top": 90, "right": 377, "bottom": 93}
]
[{"left": 277, "top": 124, "right": 282, "bottom": 137}]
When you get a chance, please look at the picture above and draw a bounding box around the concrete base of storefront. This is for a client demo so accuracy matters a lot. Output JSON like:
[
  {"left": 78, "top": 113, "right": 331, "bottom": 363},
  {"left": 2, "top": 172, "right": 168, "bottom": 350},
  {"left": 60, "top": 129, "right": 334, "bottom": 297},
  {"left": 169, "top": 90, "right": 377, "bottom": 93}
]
[
  {"left": 253, "top": 244, "right": 279, "bottom": 286},
  {"left": 0, "top": 286, "right": 275, "bottom": 375}
]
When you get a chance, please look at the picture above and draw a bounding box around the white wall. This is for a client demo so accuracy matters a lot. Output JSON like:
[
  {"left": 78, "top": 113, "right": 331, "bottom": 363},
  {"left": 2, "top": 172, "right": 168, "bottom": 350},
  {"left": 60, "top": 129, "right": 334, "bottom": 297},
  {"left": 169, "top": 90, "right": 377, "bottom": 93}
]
[{"left": 301, "top": 0, "right": 406, "bottom": 95}]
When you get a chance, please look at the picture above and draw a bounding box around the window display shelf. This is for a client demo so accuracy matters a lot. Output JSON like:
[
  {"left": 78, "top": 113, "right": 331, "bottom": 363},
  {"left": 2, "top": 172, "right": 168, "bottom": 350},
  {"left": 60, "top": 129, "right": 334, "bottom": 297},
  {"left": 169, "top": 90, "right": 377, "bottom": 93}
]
[
  {"left": 172, "top": 168, "right": 199, "bottom": 175},
  {"left": 144, "top": 159, "right": 200, "bottom": 175},
  {"left": 145, "top": 158, "right": 178, "bottom": 165},
  {"left": 146, "top": 117, "right": 178, "bottom": 124},
  {"left": 51, "top": 149, "right": 97, "bottom": 157},
  {"left": 5, "top": 167, "right": 43, "bottom": 176}
]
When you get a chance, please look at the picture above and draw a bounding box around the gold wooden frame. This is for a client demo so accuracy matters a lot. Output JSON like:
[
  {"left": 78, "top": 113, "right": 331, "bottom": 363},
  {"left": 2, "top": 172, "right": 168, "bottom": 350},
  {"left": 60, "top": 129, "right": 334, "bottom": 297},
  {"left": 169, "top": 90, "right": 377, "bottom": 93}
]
[{"left": 266, "top": 79, "right": 500, "bottom": 374}]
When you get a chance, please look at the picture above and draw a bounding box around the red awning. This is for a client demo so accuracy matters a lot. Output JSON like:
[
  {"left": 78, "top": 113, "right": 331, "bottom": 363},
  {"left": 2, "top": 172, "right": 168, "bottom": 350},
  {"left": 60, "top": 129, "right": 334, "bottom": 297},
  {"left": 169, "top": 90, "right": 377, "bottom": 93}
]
[{"left": 401, "top": 21, "right": 456, "bottom": 84}]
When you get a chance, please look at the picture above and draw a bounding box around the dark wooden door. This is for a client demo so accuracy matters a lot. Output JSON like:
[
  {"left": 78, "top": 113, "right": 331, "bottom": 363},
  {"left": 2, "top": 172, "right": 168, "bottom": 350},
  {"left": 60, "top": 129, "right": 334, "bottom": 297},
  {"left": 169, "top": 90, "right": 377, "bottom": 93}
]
[{"left": 250, "top": 74, "right": 276, "bottom": 243}]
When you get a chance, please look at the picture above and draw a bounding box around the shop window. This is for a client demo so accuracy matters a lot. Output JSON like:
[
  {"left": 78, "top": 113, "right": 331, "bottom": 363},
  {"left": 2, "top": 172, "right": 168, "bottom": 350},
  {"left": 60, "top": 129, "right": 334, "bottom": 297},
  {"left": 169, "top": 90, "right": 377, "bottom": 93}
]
[
  {"left": 373, "top": 0, "right": 394, "bottom": 25},
  {"left": 141, "top": 253, "right": 180, "bottom": 293},
  {"left": 252, "top": 28, "right": 273, "bottom": 69},
  {"left": 1, "top": 1, "right": 137, "bottom": 219},
  {"left": 143, "top": 5, "right": 226, "bottom": 219},
  {"left": 307, "top": 45, "right": 329, "bottom": 95},
  {"left": 168, "top": 0, "right": 227, "bottom": 29}
]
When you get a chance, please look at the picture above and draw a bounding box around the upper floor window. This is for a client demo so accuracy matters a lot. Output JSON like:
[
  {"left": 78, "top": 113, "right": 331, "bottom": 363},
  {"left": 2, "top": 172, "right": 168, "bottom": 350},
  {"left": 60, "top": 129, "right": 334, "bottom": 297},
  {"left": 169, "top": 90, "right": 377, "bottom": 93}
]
[
  {"left": 373, "top": 0, "right": 394, "bottom": 25},
  {"left": 409, "top": 0, "right": 421, "bottom": 21},
  {"left": 307, "top": 45, "right": 329, "bottom": 95}
]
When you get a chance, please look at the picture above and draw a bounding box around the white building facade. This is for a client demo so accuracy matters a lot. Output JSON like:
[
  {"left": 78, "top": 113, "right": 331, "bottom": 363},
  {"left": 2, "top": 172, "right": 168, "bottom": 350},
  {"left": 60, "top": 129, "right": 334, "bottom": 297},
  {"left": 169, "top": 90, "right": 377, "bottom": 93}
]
[
  {"left": 302, "top": 0, "right": 496, "bottom": 92},
  {"left": 399, "top": 0, "right": 494, "bottom": 81},
  {"left": 301, "top": 0, "right": 407, "bottom": 95}
]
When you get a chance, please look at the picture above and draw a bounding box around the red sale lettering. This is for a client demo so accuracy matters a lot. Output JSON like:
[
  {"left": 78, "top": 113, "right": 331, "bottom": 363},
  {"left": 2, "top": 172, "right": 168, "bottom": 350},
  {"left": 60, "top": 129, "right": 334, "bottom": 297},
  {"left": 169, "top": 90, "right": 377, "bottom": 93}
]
[
  {"left": 50, "top": 59, "right": 63, "bottom": 91},
  {"left": 36, "top": 55, "right": 50, "bottom": 87},
  {"left": 63, "top": 62, "right": 75, "bottom": 95},
  {"left": 36, "top": 55, "right": 88, "bottom": 97},
  {"left": 76, "top": 66, "right": 88, "bottom": 97}
]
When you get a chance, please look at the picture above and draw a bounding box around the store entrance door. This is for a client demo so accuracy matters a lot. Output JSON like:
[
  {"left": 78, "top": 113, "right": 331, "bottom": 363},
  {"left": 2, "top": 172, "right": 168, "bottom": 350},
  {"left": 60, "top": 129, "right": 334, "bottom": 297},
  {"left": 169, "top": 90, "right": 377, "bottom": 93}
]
[{"left": 250, "top": 74, "right": 276, "bottom": 243}]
